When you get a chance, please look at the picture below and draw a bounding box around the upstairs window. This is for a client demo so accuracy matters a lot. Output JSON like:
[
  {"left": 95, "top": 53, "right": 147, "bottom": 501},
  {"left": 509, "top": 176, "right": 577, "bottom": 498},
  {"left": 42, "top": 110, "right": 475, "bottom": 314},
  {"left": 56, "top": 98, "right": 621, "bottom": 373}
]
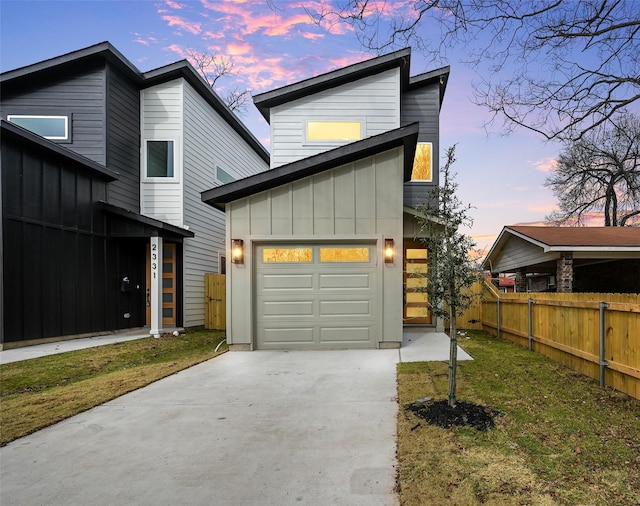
[
  {"left": 216, "top": 166, "right": 235, "bottom": 184},
  {"left": 306, "top": 121, "right": 362, "bottom": 143},
  {"left": 7, "top": 115, "right": 70, "bottom": 141},
  {"left": 411, "top": 142, "right": 432, "bottom": 182},
  {"left": 146, "top": 140, "right": 174, "bottom": 178}
]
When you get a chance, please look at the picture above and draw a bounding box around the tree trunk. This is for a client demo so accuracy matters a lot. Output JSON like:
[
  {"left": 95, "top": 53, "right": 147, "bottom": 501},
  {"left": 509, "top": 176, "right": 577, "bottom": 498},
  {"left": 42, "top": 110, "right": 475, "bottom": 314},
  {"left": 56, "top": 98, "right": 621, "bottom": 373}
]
[{"left": 448, "top": 300, "right": 458, "bottom": 408}]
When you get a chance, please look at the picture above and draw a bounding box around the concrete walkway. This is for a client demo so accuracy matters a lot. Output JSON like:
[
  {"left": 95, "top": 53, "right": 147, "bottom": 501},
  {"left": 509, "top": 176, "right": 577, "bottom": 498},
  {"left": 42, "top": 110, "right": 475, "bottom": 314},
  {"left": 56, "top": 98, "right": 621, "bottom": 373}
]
[{"left": 0, "top": 329, "right": 471, "bottom": 506}]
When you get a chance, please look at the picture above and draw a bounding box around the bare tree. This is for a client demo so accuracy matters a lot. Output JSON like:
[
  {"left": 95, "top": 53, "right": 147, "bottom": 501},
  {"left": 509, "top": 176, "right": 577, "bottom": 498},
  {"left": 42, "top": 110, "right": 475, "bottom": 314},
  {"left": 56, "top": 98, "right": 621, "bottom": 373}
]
[
  {"left": 545, "top": 113, "right": 640, "bottom": 226},
  {"left": 311, "top": 0, "right": 640, "bottom": 142},
  {"left": 185, "top": 48, "right": 250, "bottom": 114},
  {"left": 416, "top": 146, "right": 479, "bottom": 408}
]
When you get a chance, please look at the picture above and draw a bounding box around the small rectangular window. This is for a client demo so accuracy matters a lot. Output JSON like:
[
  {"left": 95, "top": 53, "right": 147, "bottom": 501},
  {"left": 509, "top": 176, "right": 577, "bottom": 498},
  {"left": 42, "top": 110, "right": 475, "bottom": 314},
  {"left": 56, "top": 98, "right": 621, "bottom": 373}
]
[
  {"left": 306, "top": 121, "right": 362, "bottom": 142},
  {"left": 319, "top": 247, "right": 369, "bottom": 262},
  {"left": 263, "top": 248, "right": 313, "bottom": 263},
  {"left": 147, "top": 140, "right": 174, "bottom": 178},
  {"left": 7, "top": 115, "right": 69, "bottom": 141},
  {"left": 411, "top": 142, "right": 432, "bottom": 182},
  {"left": 217, "top": 166, "right": 235, "bottom": 184}
]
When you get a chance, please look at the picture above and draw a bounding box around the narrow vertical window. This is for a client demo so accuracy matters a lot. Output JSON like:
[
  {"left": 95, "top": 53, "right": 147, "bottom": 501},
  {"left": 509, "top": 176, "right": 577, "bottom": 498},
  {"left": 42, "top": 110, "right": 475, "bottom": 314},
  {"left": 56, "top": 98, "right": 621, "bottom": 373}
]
[
  {"left": 147, "top": 140, "right": 174, "bottom": 178},
  {"left": 411, "top": 142, "right": 432, "bottom": 182}
]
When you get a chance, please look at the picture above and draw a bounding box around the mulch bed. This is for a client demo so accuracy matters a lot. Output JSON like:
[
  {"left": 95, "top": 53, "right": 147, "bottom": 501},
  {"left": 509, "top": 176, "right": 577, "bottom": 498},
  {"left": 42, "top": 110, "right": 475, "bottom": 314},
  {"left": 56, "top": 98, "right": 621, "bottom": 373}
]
[{"left": 405, "top": 399, "right": 499, "bottom": 431}]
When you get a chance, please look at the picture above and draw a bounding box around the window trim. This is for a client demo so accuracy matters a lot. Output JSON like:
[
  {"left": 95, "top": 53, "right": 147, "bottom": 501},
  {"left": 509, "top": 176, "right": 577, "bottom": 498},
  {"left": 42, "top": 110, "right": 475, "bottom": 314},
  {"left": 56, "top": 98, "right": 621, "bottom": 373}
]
[
  {"left": 304, "top": 119, "right": 364, "bottom": 145},
  {"left": 143, "top": 139, "right": 178, "bottom": 181},
  {"left": 7, "top": 114, "right": 71, "bottom": 142}
]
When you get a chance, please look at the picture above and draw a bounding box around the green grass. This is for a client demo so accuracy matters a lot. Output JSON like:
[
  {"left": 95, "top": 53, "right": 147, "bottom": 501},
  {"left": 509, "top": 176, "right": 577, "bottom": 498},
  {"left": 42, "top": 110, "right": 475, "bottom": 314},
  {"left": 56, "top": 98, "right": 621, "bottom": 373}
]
[
  {"left": 0, "top": 330, "right": 226, "bottom": 446},
  {"left": 397, "top": 330, "right": 640, "bottom": 506}
]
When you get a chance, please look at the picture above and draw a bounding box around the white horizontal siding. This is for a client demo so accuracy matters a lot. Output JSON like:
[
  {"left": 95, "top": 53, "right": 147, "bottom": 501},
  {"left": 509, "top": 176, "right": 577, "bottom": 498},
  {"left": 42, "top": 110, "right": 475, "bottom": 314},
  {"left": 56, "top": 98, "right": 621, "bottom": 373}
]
[
  {"left": 270, "top": 68, "right": 400, "bottom": 168},
  {"left": 182, "top": 81, "right": 269, "bottom": 327},
  {"left": 140, "top": 80, "right": 184, "bottom": 227}
]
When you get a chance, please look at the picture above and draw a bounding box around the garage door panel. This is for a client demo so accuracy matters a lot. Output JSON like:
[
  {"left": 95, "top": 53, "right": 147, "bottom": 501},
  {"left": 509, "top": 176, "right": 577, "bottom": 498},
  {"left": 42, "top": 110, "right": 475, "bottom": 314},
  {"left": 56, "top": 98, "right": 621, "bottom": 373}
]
[
  {"left": 262, "top": 274, "right": 314, "bottom": 290},
  {"left": 319, "top": 273, "right": 371, "bottom": 289},
  {"left": 263, "top": 328, "right": 314, "bottom": 343},
  {"left": 320, "top": 327, "right": 371, "bottom": 342},
  {"left": 320, "top": 300, "right": 371, "bottom": 316},
  {"left": 262, "top": 300, "right": 314, "bottom": 316}
]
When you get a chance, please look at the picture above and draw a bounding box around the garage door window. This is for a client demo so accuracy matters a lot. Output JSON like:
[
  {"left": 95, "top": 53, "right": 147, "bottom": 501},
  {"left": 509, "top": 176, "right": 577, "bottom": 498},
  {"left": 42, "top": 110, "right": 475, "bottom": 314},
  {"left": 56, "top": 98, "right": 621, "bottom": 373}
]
[
  {"left": 263, "top": 248, "right": 313, "bottom": 263},
  {"left": 319, "top": 247, "right": 369, "bottom": 262}
]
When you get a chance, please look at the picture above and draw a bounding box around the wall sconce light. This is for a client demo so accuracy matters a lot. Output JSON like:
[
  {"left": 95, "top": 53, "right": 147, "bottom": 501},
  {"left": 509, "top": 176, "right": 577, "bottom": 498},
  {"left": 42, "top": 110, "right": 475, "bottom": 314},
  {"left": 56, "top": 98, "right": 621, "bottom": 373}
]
[
  {"left": 231, "top": 239, "right": 244, "bottom": 265},
  {"left": 384, "top": 238, "right": 395, "bottom": 264}
]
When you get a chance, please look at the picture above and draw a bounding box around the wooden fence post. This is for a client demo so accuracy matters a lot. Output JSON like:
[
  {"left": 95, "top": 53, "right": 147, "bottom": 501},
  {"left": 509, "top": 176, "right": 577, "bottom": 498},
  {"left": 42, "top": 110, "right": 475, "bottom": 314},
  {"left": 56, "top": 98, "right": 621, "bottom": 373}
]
[{"left": 599, "top": 301, "right": 609, "bottom": 387}]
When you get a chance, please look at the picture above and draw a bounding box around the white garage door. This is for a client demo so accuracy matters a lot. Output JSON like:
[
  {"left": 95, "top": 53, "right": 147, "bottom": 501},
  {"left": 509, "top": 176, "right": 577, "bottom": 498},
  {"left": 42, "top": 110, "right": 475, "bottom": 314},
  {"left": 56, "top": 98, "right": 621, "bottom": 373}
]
[{"left": 255, "top": 243, "right": 378, "bottom": 349}]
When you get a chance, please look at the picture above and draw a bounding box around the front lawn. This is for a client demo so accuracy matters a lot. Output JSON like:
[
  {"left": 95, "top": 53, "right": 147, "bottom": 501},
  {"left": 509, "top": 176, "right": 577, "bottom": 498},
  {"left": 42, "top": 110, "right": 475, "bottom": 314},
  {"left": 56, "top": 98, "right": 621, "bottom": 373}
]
[
  {"left": 397, "top": 330, "right": 640, "bottom": 505},
  {"left": 0, "top": 330, "right": 226, "bottom": 446}
]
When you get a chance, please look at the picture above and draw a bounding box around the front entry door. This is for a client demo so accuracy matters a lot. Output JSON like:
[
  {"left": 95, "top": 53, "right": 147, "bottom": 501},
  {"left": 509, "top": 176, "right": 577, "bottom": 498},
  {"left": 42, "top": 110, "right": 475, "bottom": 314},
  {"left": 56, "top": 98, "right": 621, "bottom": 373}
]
[
  {"left": 403, "top": 242, "right": 432, "bottom": 324},
  {"left": 146, "top": 242, "right": 176, "bottom": 327}
]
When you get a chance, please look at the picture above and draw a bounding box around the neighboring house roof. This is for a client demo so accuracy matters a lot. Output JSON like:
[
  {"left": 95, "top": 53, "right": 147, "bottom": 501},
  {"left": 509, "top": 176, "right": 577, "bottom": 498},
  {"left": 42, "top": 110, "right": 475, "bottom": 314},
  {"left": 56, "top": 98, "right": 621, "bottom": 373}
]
[
  {"left": 100, "top": 202, "right": 195, "bottom": 239},
  {"left": 482, "top": 225, "right": 640, "bottom": 273},
  {"left": 252, "top": 47, "right": 449, "bottom": 123},
  {"left": 1, "top": 119, "right": 119, "bottom": 182},
  {"left": 202, "top": 123, "right": 419, "bottom": 211},
  {"left": 0, "top": 41, "right": 270, "bottom": 165}
]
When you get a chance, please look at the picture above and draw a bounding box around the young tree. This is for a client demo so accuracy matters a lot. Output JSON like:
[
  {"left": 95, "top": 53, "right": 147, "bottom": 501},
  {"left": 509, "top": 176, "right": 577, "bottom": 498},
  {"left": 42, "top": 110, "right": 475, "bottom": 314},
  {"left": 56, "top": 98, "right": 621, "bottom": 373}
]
[
  {"left": 185, "top": 48, "right": 250, "bottom": 114},
  {"left": 310, "top": 0, "right": 640, "bottom": 142},
  {"left": 415, "top": 145, "right": 479, "bottom": 408},
  {"left": 545, "top": 113, "right": 640, "bottom": 226}
]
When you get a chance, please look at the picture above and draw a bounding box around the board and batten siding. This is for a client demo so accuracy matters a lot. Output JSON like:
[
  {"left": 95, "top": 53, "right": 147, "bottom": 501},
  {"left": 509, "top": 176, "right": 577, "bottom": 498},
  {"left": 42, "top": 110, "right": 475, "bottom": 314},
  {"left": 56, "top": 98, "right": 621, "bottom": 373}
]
[
  {"left": 182, "top": 82, "right": 269, "bottom": 327},
  {"left": 269, "top": 68, "right": 401, "bottom": 169},
  {"left": 227, "top": 147, "right": 405, "bottom": 348},
  {"left": 1, "top": 63, "right": 107, "bottom": 165},
  {"left": 140, "top": 80, "right": 184, "bottom": 226},
  {"left": 105, "top": 64, "right": 141, "bottom": 211}
]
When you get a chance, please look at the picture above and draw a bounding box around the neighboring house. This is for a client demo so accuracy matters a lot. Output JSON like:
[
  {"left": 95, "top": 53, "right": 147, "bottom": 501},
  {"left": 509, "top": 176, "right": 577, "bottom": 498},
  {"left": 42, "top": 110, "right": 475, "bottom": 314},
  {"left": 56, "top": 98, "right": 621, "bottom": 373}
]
[
  {"left": 202, "top": 48, "right": 449, "bottom": 350},
  {"left": 482, "top": 226, "right": 640, "bottom": 293},
  {"left": 0, "top": 42, "right": 269, "bottom": 348}
]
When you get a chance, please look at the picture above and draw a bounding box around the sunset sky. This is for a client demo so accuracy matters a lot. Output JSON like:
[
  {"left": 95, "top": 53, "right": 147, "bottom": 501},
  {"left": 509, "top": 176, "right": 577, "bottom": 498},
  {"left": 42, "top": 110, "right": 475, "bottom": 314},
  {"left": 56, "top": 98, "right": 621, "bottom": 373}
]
[{"left": 1, "top": 0, "right": 567, "bottom": 252}]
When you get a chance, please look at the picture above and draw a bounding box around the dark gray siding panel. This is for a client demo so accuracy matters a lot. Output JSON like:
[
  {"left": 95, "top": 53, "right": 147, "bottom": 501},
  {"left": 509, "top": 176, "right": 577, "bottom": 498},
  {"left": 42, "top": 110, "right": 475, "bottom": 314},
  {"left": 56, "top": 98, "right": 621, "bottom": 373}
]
[
  {"left": 0, "top": 62, "right": 107, "bottom": 164},
  {"left": 106, "top": 65, "right": 141, "bottom": 211},
  {"left": 401, "top": 82, "right": 441, "bottom": 204}
]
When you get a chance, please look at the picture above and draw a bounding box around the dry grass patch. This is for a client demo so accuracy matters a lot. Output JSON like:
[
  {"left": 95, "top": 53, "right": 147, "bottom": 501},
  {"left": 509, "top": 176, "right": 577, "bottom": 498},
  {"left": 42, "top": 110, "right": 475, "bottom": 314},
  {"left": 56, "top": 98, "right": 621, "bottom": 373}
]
[
  {"left": 397, "top": 330, "right": 640, "bottom": 506},
  {"left": 0, "top": 330, "right": 226, "bottom": 445}
]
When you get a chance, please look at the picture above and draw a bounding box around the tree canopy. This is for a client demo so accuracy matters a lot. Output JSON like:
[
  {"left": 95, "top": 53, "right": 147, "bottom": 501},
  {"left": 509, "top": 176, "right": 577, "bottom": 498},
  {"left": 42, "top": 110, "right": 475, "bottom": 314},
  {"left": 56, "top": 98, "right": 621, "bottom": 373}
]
[
  {"left": 545, "top": 113, "right": 640, "bottom": 226},
  {"left": 313, "top": 0, "right": 640, "bottom": 142}
]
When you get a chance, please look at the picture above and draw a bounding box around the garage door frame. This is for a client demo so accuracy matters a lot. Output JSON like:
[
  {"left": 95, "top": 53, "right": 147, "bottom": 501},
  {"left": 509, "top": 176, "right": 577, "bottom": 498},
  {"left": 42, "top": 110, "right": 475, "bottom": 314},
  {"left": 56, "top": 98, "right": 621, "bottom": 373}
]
[{"left": 252, "top": 237, "right": 385, "bottom": 350}]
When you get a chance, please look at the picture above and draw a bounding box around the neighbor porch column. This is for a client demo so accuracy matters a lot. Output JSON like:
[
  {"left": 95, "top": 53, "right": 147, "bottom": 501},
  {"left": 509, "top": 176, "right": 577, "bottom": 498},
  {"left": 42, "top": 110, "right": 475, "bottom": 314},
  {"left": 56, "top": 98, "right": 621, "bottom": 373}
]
[
  {"left": 515, "top": 269, "right": 527, "bottom": 293},
  {"left": 150, "top": 236, "right": 164, "bottom": 336},
  {"left": 556, "top": 251, "right": 573, "bottom": 293}
]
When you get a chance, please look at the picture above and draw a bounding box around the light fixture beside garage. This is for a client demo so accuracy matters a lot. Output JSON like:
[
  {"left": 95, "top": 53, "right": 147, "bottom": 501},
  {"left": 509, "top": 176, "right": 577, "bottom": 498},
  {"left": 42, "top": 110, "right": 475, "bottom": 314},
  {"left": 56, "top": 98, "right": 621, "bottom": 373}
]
[
  {"left": 384, "top": 238, "right": 395, "bottom": 264},
  {"left": 231, "top": 239, "right": 244, "bottom": 264}
]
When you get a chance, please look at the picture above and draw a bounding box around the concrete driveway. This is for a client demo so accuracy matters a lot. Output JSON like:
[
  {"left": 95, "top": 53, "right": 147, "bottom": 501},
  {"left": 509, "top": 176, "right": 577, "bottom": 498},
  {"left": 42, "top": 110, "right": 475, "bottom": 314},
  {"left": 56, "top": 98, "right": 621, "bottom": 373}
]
[{"left": 0, "top": 349, "right": 400, "bottom": 506}]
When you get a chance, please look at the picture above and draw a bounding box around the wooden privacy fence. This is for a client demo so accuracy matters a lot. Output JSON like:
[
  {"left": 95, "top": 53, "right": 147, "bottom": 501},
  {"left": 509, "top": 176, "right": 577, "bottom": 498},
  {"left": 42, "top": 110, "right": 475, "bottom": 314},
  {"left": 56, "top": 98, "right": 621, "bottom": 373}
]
[
  {"left": 205, "top": 273, "right": 226, "bottom": 330},
  {"left": 456, "top": 281, "right": 640, "bottom": 400}
]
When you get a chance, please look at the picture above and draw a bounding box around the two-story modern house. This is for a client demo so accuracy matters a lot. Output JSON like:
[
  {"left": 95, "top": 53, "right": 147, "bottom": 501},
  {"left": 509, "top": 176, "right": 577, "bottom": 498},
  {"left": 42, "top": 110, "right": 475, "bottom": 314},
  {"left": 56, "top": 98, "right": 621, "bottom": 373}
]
[
  {"left": 202, "top": 48, "right": 449, "bottom": 350},
  {"left": 0, "top": 42, "right": 269, "bottom": 348}
]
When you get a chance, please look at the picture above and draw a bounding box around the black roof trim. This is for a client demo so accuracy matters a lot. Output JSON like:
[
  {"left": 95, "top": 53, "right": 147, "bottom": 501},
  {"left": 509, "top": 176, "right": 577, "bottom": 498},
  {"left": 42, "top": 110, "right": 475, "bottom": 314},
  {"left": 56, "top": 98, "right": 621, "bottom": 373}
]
[
  {"left": 142, "top": 62, "right": 270, "bottom": 164},
  {"left": 100, "top": 202, "right": 195, "bottom": 238},
  {"left": 0, "top": 41, "right": 143, "bottom": 85},
  {"left": 1, "top": 120, "right": 119, "bottom": 181},
  {"left": 252, "top": 48, "right": 412, "bottom": 123},
  {"left": 202, "top": 123, "right": 419, "bottom": 211}
]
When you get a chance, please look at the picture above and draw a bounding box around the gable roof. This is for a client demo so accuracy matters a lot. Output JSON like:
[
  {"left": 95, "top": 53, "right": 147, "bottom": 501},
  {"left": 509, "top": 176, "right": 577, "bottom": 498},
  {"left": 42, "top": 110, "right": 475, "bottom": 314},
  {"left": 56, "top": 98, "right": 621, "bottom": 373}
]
[
  {"left": 0, "top": 41, "right": 269, "bottom": 165},
  {"left": 482, "top": 225, "right": 640, "bottom": 272},
  {"left": 252, "top": 47, "right": 449, "bottom": 123},
  {"left": 201, "top": 123, "right": 419, "bottom": 211}
]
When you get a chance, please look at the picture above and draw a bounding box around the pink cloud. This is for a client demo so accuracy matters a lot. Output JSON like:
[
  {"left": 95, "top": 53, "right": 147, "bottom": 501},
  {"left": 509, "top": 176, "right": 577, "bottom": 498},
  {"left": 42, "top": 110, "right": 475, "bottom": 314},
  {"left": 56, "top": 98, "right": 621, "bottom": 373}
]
[
  {"left": 532, "top": 158, "right": 557, "bottom": 173},
  {"left": 164, "top": 44, "right": 188, "bottom": 59},
  {"left": 227, "top": 42, "right": 251, "bottom": 56},
  {"left": 165, "top": 0, "right": 185, "bottom": 9},
  {"left": 302, "top": 32, "right": 325, "bottom": 41},
  {"left": 162, "top": 15, "right": 202, "bottom": 35}
]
